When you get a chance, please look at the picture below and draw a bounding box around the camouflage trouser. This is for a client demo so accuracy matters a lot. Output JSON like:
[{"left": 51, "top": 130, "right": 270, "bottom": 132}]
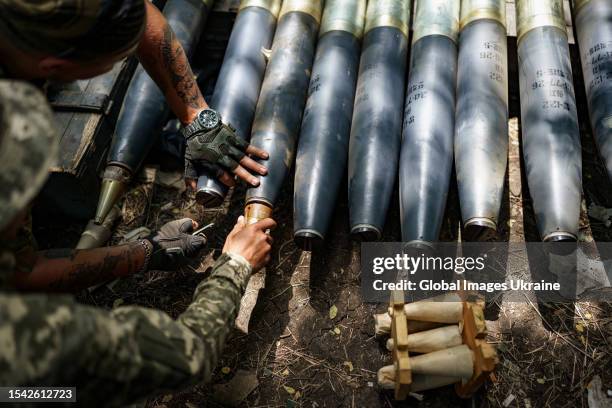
[{"left": 0, "top": 253, "right": 252, "bottom": 407}]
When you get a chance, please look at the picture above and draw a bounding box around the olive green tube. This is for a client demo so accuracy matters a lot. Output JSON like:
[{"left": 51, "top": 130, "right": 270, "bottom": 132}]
[
  {"left": 194, "top": 0, "right": 281, "bottom": 207},
  {"left": 455, "top": 0, "right": 508, "bottom": 240},
  {"left": 574, "top": 0, "right": 612, "bottom": 183},
  {"left": 517, "top": 0, "right": 582, "bottom": 241},
  {"left": 399, "top": 0, "right": 460, "bottom": 246},
  {"left": 244, "top": 1, "right": 322, "bottom": 213},
  {"left": 293, "top": 0, "right": 366, "bottom": 249},
  {"left": 95, "top": 0, "right": 213, "bottom": 224}
]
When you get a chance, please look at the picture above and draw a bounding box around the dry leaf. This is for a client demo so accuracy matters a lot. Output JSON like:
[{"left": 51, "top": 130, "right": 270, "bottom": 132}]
[
  {"left": 576, "top": 323, "right": 585, "bottom": 333},
  {"left": 221, "top": 366, "right": 231, "bottom": 375},
  {"left": 333, "top": 327, "right": 341, "bottom": 335},
  {"left": 283, "top": 385, "right": 296, "bottom": 395},
  {"left": 329, "top": 305, "right": 338, "bottom": 319},
  {"left": 343, "top": 361, "right": 354, "bottom": 372}
]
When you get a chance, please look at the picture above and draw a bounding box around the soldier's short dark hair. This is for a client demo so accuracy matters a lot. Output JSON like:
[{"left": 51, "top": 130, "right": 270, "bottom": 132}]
[{"left": 0, "top": 0, "right": 146, "bottom": 60}]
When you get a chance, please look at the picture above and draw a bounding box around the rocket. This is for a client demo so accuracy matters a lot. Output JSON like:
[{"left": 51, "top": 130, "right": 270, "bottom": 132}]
[
  {"left": 516, "top": 0, "right": 582, "bottom": 242},
  {"left": 347, "top": 0, "right": 412, "bottom": 241},
  {"left": 455, "top": 0, "right": 509, "bottom": 241},
  {"left": 293, "top": 0, "right": 366, "bottom": 249},
  {"left": 573, "top": 0, "right": 612, "bottom": 183},
  {"left": 94, "top": 0, "right": 213, "bottom": 224},
  {"left": 244, "top": 0, "right": 323, "bottom": 223},
  {"left": 399, "top": 0, "right": 461, "bottom": 247},
  {"left": 195, "top": 0, "right": 282, "bottom": 207}
]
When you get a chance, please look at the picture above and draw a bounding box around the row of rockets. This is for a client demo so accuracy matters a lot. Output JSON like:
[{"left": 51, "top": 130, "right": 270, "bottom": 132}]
[{"left": 93, "top": 0, "right": 612, "bottom": 250}]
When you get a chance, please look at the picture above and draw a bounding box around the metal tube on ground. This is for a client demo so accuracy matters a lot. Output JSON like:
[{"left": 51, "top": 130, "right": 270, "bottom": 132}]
[
  {"left": 244, "top": 0, "right": 323, "bottom": 218},
  {"left": 399, "top": 0, "right": 460, "bottom": 246},
  {"left": 293, "top": 0, "right": 366, "bottom": 250},
  {"left": 195, "top": 0, "right": 282, "bottom": 207},
  {"left": 455, "top": 0, "right": 508, "bottom": 241},
  {"left": 516, "top": 0, "right": 582, "bottom": 242},
  {"left": 573, "top": 0, "right": 612, "bottom": 182},
  {"left": 95, "top": 0, "right": 213, "bottom": 224},
  {"left": 347, "top": 0, "right": 411, "bottom": 242}
]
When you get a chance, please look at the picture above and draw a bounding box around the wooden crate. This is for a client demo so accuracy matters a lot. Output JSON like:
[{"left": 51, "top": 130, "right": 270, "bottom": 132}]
[{"left": 36, "top": 58, "right": 137, "bottom": 220}]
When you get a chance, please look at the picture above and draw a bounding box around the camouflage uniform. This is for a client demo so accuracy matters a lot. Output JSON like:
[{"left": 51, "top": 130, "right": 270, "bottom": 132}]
[{"left": 0, "top": 80, "right": 254, "bottom": 405}]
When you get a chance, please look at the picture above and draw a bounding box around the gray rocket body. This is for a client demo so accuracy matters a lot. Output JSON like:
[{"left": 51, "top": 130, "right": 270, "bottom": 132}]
[
  {"left": 574, "top": 0, "right": 612, "bottom": 182},
  {"left": 399, "top": 35, "right": 458, "bottom": 244},
  {"left": 195, "top": 5, "right": 278, "bottom": 206},
  {"left": 107, "top": 0, "right": 211, "bottom": 172},
  {"left": 455, "top": 19, "right": 508, "bottom": 239},
  {"left": 293, "top": 30, "right": 361, "bottom": 248},
  {"left": 245, "top": 10, "right": 320, "bottom": 207},
  {"left": 348, "top": 26, "right": 408, "bottom": 241},
  {"left": 518, "top": 26, "right": 582, "bottom": 241}
]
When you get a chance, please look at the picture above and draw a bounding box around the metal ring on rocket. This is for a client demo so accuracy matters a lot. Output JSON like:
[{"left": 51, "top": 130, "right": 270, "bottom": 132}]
[
  {"left": 460, "top": 0, "right": 507, "bottom": 29},
  {"left": 412, "top": 0, "right": 461, "bottom": 44},
  {"left": 239, "top": 0, "right": 282, "bottom": 17},
  {"left": 364, "top": 0, "right": 411, "bottom": 38},
  {"left": 516, "top": 0, "right": 566, "bottom": 42},
  {"left": 319, "top": 0, "right": 366, "bottom": 38}
]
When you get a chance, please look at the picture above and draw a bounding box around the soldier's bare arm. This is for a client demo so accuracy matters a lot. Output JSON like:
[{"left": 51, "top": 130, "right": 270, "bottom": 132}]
[
  {"left": 136, "top": 1, "right": 206, "bottom": 125},
  {"left": 13, "top": 242, "right": 147, "bottom": 292},
  {"left": 0, "top": 218, "right": 275, "bottom": 407},
  {"left": 12, "top": 219, "right": 205, "bottom": 293}
]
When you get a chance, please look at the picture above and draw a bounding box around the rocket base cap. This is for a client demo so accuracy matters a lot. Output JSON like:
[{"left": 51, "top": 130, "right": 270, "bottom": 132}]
[
  {"left": 464, "top": 218, "right": 499, "bottom": 242},
  {"left": 195, "top": 188, "right": 225, "bottom": 207},
  {"left": 350, "top": 224, "right": 382, "bottom": 242},
  {"left": 294, "top": 229, "right": 324, "bottom": 250}
]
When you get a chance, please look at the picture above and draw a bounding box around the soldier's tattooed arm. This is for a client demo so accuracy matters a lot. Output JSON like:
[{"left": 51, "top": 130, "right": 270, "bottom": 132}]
[
  {"left": 12, "top": 242, "right": 146, "bottom": 293},
  {"left": 136, "top": 1, "right": 207, "bottom": 125}
]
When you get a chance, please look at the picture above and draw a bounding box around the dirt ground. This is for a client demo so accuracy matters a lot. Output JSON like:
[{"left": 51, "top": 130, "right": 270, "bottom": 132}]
[
  {"left": 32, "top": 8, "right": 612, "bottom": 407},
  {"left": 34, "top": 111, "right": 608, "bottom": 408}
]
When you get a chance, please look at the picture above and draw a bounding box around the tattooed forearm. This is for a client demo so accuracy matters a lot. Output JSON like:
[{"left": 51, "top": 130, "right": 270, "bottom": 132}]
[
  {"left": 16, "top": 242, "right": 147, "bottom": 293},
  {"left": 136, "top": 2, "right": 207, "bottom": 124},
  {"left": 160, "top": 23, "right": 202, "bottom": 110}
]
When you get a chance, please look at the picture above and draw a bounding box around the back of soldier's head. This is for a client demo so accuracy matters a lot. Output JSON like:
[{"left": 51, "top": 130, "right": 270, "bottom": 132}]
[
  {"left": 0, "top": 80, "right": 58, "bottom": 232},
  {"left": 0, "top": 0, "right": 146, "bottom": 61}
]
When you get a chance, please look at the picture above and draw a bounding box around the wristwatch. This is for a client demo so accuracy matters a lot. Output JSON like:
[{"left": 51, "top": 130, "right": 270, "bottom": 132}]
[{"left": 182, "top": 108, "right": 222, "bottom": 139}]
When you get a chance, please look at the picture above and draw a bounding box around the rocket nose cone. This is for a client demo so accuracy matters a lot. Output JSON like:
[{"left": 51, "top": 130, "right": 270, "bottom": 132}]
[
  {"left": 94, "top": 179, "right": 128, "bottom": 225},
  {"left": 464, "top": 218, "right": 499, "bottom": 242},
  {"left": 196, "top": 188, "right": 225, "bottom": 207},
  {"left": 294, "top": 230, "right": 324, "bottom": 250},
  {"left": 350, "top": 225, "right": 382, "bottom": 242},
  {"left": 543, "top": 232, "right": 578, "bottom": 256}
]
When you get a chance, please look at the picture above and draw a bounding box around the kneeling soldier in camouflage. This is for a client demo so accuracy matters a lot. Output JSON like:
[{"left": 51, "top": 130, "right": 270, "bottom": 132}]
[{"left": 0, "top": 81, "right": 275, "bottom": 406}]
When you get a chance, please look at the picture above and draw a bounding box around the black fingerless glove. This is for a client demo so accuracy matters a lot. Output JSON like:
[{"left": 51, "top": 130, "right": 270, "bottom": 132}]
[{"left": 184, "top": 123, "right": 249, "bottom": 179}]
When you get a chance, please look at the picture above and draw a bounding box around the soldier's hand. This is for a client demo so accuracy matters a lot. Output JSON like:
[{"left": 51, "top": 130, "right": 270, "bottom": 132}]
[
  {"left": 222, "top": 216, "right": 276, "bottom": 272},
  {"left": 184, "top": 123, "right": 269, "bottom": 189},
  {"left": 146, "top": 218, "right": 206, "bottom": 271}
]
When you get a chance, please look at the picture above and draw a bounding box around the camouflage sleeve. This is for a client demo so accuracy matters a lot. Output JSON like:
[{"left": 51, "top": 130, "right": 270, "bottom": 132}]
[{"left": 0, "top": 253, "right": 251, "bottom": 407}]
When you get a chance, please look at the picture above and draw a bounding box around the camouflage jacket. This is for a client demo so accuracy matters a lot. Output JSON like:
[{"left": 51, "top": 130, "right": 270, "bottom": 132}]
[{"left": 0, "top": 246, "right": 252, "bottom": 407}]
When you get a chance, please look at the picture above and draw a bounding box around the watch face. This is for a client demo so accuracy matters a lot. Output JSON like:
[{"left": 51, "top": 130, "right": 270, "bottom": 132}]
[{"left": 198, "top": 109, "right": 220, "bottom": 130}]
